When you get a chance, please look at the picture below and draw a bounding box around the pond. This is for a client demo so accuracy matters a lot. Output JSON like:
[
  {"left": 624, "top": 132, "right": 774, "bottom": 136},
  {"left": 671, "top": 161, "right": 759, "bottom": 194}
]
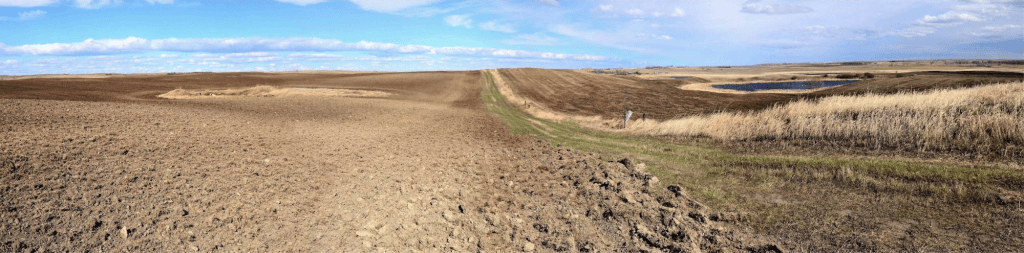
[
  {"left": 669, "top": 76, "right": 690, "bottom": 80},
  {"left": 712, "top": 80, "right": 859, "bottom": 92}
]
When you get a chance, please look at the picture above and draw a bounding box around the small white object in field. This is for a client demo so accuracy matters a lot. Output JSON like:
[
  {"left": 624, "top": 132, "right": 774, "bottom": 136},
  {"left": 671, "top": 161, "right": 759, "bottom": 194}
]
[{"left": 624, "top": 110, "right": 633, "bottom": 128}]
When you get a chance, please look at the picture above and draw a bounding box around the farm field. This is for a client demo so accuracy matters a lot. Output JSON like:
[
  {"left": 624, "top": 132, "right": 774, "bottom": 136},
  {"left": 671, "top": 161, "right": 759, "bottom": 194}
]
[
  {"left": 487, "top": 64, "right": 1024, "bottom": 251},
  {"left": 1, "top": 71, "right": 775, "bottom": 252},
  {"left": 1, "top": 63, "right": 1022, "bottom": 252},
  {"left": 6, "top": 1, "right": 1023, "bottom": 252}
]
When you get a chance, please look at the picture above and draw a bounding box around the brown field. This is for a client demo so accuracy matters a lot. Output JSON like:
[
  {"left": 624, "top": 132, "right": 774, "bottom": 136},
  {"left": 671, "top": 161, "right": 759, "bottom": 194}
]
[
  {"left": 3, "top": 63, "right": 1022, "bottom": 252},
  {"left": 1, "top": 72, "right": 776, "bottom": 252},
  {"left": 490, "top": 64, "right": 1024, "bottom": 251},
  {"left": 499, "top": 68, "right": 1023, "bottom": 122},
  {"left": 496, "top": 68, "right": 795, "bottom": 121}
]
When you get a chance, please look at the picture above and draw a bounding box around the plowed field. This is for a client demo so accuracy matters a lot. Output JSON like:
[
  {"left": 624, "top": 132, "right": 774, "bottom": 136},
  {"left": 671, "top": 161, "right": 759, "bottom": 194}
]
[{"left": 1, "top": 71, "right": 774, "bottom": 252}]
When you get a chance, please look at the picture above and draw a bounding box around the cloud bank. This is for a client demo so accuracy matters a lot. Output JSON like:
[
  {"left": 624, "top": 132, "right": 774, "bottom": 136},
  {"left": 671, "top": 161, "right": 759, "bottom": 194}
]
[
  {"left": 0, "top": 0, "right": 60, "bottom": 7},
  {"left": 347, "top": 0, "right": 444, "bottom": 12},
  {"left": 0, "top": 37, "right": 610, "bottom": 61},
  {"left": 741, "top": 0, "right": 813, "bottom": 14},
  {"left": 0, "top": 9, "right": 45, "bottom": 20}
]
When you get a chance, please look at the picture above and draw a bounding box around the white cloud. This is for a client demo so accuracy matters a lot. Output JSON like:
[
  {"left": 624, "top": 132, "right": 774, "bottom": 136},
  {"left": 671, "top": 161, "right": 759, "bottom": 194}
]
[
  {"left": 273, "top": 0, "right": 329, "bottom": 6},
  {"left": 539, "top": 0, "right": 558, "bottom": 6},
  {"left": 805, "top": 25, "right": 886, "bottom": 40},
  {"left": 2, "top": 9, "right": 45, "bottom": 20},
  {"left": 916, "top": 11, "right": 984, "bottom": 25},
  {"left": 597, "top": 4, "right": 612, "bottom": 11},
  {"left": 74, "top": 0, "right": 116, "bottom": 9},
  {"left": 479, "top": 21, "right": 516, "bottom": 33},
  {"left": 894, "top": 27, "right": 936, "bottom": 38},
  {"left": 626, "top": 8, "right": 643, "bottom": 17},
  {"left": 444, "top": 14, "right": 472, "bottom": 28},
  {"left": 3, "top": 50, "right": 616, "bottom": 75},
  {"left": 348, "top": 0, "right": 444, "bottom": 12},
  {"left": 0, "top": 0, "right": 58, "bottom": 7},
  {"left": 18, "top": 10, "right": 45, "bottom": 20},
  {"left": 0, "top": 36, "right": 610, "bottom": 62},
  {"left": 805, "top": 25, "right": 827, "bottom": 34},
  {"left": 756, "top": 39, "right": 810, "bottom": 47},
  {"left": 981, "top": 24, "right": 1023, "bottom": 31},
  {"left": 658, "top": 35, "right": 672, "bottom": 40},
  {"left": 671, "top": 7, "right": 686, "bottom": 17},
  {"left": 969, "top": 24, "right": 1023, "bottom": 40},
  {"left": 502, "top": 33, "right": 559, "bottom": 46},
  {"left": 741, "top": 0, "right": 813, "bottom": 14},
  {"left": 4, "top": 37, "right": 151, "bottom": 55},
  {"left": 145, "top": 0, "right": 174, "bottom": 4},
  {"left": 548, "top": 24, "right": 650, "bottom": 52},
  {"left": 959, "top": 0, "right": 1024, "bottom": 9}
]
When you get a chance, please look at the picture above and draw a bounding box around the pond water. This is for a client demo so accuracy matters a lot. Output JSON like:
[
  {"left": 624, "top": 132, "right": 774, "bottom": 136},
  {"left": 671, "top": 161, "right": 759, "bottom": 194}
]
[
  {"left": 712, "top": 80, "right": 859, "bottom": 92},
  {"left": 669, "top": 76, "right": 690, "bottom": 80}
]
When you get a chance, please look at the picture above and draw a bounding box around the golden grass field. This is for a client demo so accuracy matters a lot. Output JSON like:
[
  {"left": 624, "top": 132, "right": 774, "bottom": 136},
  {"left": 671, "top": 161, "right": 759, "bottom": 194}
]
[{"left": 638, "top": 81, "right": 1024, "bottom": 166}]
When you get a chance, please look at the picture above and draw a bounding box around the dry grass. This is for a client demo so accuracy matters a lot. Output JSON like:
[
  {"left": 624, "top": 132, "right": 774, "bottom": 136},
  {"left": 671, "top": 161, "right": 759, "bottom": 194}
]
[
  {"left": 639, "top": 81, "right": 1024, "bottom": 161},
  {"left": 157, "top": 85, "right": 390, "bottom": 99},
  {"left": 482, "top": 70, "right": 1024, "bottom": 251}
]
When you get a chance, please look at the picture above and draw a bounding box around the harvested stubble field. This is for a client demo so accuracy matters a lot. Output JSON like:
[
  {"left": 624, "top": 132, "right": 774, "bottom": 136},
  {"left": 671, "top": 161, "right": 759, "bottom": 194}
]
[
  {"left": 496, "top": 68, "right": 793, "bottom": 121},
  {"left": 1, "top": 71, "right": 781, "bottom": 252},
  {"left": 499, "top": 68, "right": 1023, "bottom": 121},
  {"left": 489, "top": 67, "right": 1024, "bottom": 251}
]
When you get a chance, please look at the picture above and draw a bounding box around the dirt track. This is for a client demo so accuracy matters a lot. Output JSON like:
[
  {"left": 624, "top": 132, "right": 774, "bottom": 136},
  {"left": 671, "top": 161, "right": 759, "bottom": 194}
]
[{"left": 1, "top": 72, "right": 774, "bottom": 252}]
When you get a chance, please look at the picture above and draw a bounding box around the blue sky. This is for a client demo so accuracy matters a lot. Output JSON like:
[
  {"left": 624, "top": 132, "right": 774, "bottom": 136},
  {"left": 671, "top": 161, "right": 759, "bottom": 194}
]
[{"left": 0, "top": 0, "right": 1021, "bottom": 74}]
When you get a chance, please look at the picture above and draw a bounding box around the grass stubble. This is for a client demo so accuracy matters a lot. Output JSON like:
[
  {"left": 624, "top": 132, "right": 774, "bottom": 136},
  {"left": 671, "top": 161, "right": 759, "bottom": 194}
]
[{"left": 482, "top": 70, "right": 1024, "bottom": 251}]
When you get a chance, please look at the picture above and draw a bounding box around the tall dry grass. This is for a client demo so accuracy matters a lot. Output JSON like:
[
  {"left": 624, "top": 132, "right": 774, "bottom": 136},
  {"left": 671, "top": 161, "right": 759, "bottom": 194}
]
[{"left": 640, "top": 81, "right": 1024, "bottom": 157}]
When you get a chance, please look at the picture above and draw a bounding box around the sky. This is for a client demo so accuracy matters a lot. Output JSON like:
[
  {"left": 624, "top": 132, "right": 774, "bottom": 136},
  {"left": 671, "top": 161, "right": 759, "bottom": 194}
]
[{"left": 0, "top": 0, "right": 1021, "bottom": 74}]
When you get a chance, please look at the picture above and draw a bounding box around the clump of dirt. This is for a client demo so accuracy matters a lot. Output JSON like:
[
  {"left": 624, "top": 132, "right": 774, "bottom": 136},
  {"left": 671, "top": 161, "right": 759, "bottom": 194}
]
[
  {"left": 157, "top": 85, "right": 390, "bottom": 99},
  {"left": 485, "top": 139, "right": 781, "bottom": 252}
]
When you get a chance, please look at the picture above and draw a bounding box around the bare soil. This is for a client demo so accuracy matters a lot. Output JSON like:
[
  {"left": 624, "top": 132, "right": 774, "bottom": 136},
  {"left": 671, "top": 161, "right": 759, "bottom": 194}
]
[
  {"left": 157, "top": 86, "right": 390, "bottom": 99},
  {"left": 1, "top": 72, "right": 775, "bottom": 252}
]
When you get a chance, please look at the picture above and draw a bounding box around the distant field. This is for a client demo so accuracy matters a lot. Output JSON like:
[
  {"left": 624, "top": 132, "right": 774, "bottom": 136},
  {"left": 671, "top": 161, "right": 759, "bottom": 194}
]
[
  {"left": 496, "top": 68, "right": 795, "bottom": 121},
  {"left": 498, "top": 68, "right": 1022, "bottom": 123}
]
